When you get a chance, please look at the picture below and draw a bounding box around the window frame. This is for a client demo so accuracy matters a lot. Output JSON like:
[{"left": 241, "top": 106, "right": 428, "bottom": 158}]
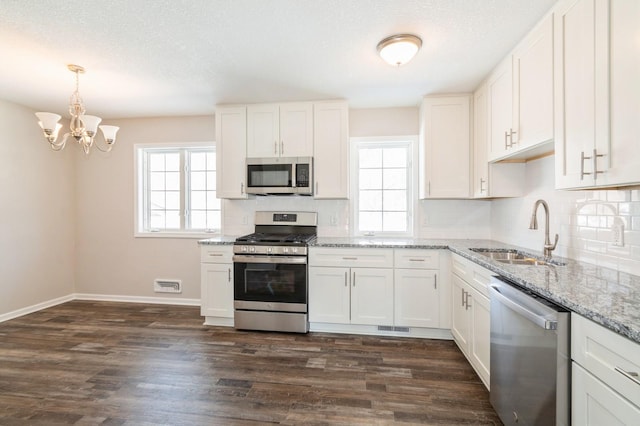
[
  {"left": 134, "top": 142, "right": 222, "bottom": 238},
  {"left": 350, "top": 136, "right": 418, "bottom": 238}
]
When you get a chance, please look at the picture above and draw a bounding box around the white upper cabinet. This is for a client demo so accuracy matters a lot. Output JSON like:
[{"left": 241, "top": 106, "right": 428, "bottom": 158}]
[
  {"left": 215, "top": 106, "right": 247, "bottom": 199},
  {"left": 420, "top": 95, "right": 471, "bottom": 199},
  {"left": 247, "top": 102, "right": 313, "bottom": 158},
  {"left": 555, "top": 0, "right": 640, "bottom": 189},
  {"left": 313, "top": 100, "right": 349, "bottom": 199},
  {"left": 473, "top": 82, "right": 524, "bottom": 198},
  {"left": 488, "top": 12, "right": 554, "bottom": 162},
  {"left": 487, "top": 58, "right": 514, "bottom": 161},
  {"left": 512, "top": 13, "right": 554, "bottom": 152}
]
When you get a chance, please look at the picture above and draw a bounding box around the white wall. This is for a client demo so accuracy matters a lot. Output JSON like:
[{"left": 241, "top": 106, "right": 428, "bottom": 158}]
[
  {"left": 74, "top": 116, "right": 214, "bottom": 301},
  {"left": 0, "top": 99, "right": 75, "bottom": 317},
  {"left": 492, "top": 155, "right": 640, "bottom": 275}
]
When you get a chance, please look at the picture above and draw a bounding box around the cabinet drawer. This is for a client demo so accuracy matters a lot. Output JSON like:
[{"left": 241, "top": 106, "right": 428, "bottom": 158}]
[
  {"left": 451, "top": 253, "right": 472, "bottom": 281},
  {"left": 394, "top": 249, "right": 439, "bottom": 269},
  {"left": 200, "top": 245, "right": 233, "bottom": 263},
  {"left": 572, "top": 314, "right": 640, "bottom": 408},
  {"left": 309, "top": 247, "right": 394, "bottom": 268}
]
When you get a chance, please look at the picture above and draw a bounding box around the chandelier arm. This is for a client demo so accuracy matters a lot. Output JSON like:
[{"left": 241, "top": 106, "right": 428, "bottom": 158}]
[
  {"left": 93, "top": 139, "right": 114, "bottom": 153},
  {"left": 49, "top": 133, "right": 70, "bottom": 150}
]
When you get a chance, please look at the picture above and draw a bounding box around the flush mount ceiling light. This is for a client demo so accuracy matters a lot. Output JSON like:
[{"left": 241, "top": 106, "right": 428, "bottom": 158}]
[
  {"left": 377, "top": 34, "right": 422, "bottom": 66},
  {"left": 35, "top": 64, "right": 119, "bottom": 154}
]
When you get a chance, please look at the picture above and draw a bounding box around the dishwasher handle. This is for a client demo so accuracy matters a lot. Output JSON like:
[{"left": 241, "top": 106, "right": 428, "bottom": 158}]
[{"left": 489, "top": 283, "right": 558, "bottom": 330}]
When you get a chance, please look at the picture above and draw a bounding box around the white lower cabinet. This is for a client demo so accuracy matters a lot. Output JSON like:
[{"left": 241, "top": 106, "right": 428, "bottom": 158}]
[
  {"left": 309, "top": 247, "right": 448, "bottom": 337},
  {"left": 450, "top": 253, "right": 491, "bottom": 389},
  {"left": 308, "top": 248, "right": 394, "bottom": 326},
  {"left": 394, "top": 249, "right": 441, "bottom": 328},
  {"left": 571, "top": 313, "right": 640, "bottom": 425},
  {"left": 200, "top": 245, "right": 234, "bottom": 326},
  {"left": 308, "top": 265, "right": 394, "bottom": 325}
]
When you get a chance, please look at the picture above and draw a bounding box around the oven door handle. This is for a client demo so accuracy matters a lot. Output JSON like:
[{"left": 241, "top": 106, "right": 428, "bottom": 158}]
[{"left": 233, "top": 255, "right": 308, "bottom": 265}]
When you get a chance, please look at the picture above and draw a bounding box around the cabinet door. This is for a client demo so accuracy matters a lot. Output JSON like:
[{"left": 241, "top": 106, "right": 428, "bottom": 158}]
[
  {"left": 247, "top": 103, "right": 279, "bottom": 157},
  {"left": 420, "top": 95, "right": 471, "bottom": 198},
  {"left": 554, "top": 0, "right": 605, "bottom": 188},
  {"left": 215, "top": 106, "right": 247, "bottom": 199},
  {"left": 601, "top": 0, "right": 640, "bottom": 187},
  {"left": 200, "top": 263, "right": 234, "bottom": 318},
  {"left": 350, "top": 268, "right": 394, "bottom": 326},
  {"left": 451, "top": 274, "right": 470, "bottom": 352},
  {"left": 313, "top": 101, "right": 349, "bottom": 199},
  {"left": 308, "top": 266, "right": 350, "bottom": 324},
  {"left": 487, "top": 58, "right": 513, "bottom": 161},
  {"left": 467, "top": 285, "right": 491, "bottom": 388},
  {"left": 473, "top": 83, "right": 489, "bottom": 198},
  {"left": 394, "top": 269, "right": 439, "bottom": 328},
  {"left": 279, "top": 102, "right": 313, "bottom": 157},
  {"left": 512, "top": 13, "right": 554, "bottom": 151},
  {"left": 573, "top": 363, "right": 640, "bottom": 425}
]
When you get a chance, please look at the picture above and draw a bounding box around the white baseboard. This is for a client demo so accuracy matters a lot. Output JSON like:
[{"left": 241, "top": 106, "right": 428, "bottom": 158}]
[
  {"left": 0, "top": 294, "right": 75, "bottom": 323},
  {"left": 72, "top": 293, "right": 200, "bottom": 306},
  {"left": 0, "top": 293, "right": 201, "bottom": 323}
]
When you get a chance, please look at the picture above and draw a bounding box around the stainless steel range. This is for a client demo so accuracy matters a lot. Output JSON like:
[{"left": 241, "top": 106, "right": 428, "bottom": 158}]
[{"left": 233, "top": 211, "right": 317, "bottom": 333}]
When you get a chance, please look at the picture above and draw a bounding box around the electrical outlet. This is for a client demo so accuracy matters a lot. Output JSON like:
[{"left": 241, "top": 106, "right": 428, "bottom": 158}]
[{"left": 612, "top": 223, "right": 624, "bottom": 247}]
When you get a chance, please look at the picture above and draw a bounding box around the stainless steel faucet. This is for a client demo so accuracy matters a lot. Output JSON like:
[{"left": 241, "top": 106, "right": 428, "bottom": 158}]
[{"left": 529, "top": 199, "right": 559, "bottom": 259}]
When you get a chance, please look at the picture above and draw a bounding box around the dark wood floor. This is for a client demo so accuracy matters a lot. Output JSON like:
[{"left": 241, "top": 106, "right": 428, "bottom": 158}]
[{"left": 0, "top": 301, "right": 501, "bottom": 425}]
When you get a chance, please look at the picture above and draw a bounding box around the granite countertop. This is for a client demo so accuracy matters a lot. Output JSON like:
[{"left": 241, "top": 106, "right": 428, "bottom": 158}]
[
  {"left": 313, "top": 237, "right": 640, "bottom": 344},
  {"left": 198, "top": 236, "right": 237, "bottom": 245}
]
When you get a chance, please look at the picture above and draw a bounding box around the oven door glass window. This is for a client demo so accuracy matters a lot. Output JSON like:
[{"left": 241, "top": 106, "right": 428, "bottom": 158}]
[
  {"left": 234, "top": 261, "right": 307, "bottom": 304},
  {"left": 247, "top": 164, "right": 292, "bottom": 187}
]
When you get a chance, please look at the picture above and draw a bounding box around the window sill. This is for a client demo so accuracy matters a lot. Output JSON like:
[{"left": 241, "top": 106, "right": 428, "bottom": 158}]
[{"left": 134, "top": 231, "right": 221, "bottom": 239}]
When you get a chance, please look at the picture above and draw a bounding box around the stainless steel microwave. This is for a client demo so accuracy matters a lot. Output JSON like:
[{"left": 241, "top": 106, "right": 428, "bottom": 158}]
[{"left": 246, "top": 157, "right": 313, "bottom": 195}]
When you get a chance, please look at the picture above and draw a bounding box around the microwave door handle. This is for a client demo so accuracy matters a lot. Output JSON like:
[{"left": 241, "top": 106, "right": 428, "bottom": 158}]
[{"left": 292, "top": 163, "right": 297, "bottom": 188}]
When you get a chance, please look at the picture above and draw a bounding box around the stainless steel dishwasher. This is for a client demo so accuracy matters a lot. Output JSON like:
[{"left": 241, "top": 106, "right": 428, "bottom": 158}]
[{"left": 489, "top": 276, "right": 570, "bottom": 426}]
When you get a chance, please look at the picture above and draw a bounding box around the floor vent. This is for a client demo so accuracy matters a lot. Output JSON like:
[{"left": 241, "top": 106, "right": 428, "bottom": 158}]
[
  {"left": 377, "top": 326, "right": 410, "bottom": 333},
  {"left": 154, "top": 279, "right": 182, "bottom": 293}
]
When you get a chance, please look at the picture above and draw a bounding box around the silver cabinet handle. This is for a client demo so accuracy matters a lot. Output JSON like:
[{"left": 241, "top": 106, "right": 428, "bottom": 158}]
[
  {"left": 504, "top": 130, "right": 510, "bottom": 149},
  {"left": 315, "top": 182, "right": 318, "bottom": 195},
  {"left": 228, "top": 268, "right": 231, "bottom": 282},
  {"left": 342, "top": 257, "right": 357, "bottom": 260},
  {"left": 509, "top": 128, "right": 517, "bottom": 146},
  {"left": 434, "top": 274, "right": 437, "bottom": 289},
  {"left": 208, "top": 253, "right": 223, "bottom": 257},
  {"left": 274, "top": 140, "right": 278, "bottom": 155},
  {"left": 465, "top": 291, "right": 471, "bottom": 310},
  {"left": 344, "top": 271, "right": 348, "bottom": 287},
  {"left": 480, "top": 178, "right": 486, "bottom": 194},
  {"left": 352, "top": 271, "right": 356, "bottom": 287},
  {"left": 241, "top": 182, "right": 244, "bottom": 194},
  {"left": 615, "top": 367, "right": 640, "bottom": 386},
  {"left": 580, "top": 151, "right": 591, "bottom": 180},
  {"left": 409, "top": 258, "right": 425, "bottom": 262},
  {"left": 461, "top": 289, "right": 466, "bottom": 307},
  {"left": 592, "top": 148, "right": 605, "bottom": 181},
  {"left": 281, "top": 141, "right": 284, "bottom": 155},
  {"left": 428, "top": 181, "right": 431, "bottom": 196}
]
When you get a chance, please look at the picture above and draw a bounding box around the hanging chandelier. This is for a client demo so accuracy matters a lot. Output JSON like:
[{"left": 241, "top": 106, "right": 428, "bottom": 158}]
[{"left": 35, "top": 64, "right": 119, "bottom": 154}]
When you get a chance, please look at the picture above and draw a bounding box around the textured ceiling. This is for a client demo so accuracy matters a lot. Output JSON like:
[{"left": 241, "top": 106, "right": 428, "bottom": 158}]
[{"left": 0, "top": 0, "right": 556, "bottom": 118}]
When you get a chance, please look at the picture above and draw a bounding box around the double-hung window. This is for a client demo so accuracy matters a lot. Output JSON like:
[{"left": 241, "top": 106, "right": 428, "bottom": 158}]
[
  {"left": 135, "top": 143, "right": 221, "bottom": 236},
  {"left": 351, "top": 136, "right": 416, "bottom": 237}
]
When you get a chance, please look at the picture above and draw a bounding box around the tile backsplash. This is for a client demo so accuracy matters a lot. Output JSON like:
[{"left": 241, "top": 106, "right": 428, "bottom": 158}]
[{"left": 492, "top": 156, "right": 640, "bottom": 276}]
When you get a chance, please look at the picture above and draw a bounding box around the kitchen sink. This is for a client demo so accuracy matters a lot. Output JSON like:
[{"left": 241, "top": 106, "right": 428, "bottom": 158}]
[{"left": 470, "top": 248, "right": 565, "bottom": 266}]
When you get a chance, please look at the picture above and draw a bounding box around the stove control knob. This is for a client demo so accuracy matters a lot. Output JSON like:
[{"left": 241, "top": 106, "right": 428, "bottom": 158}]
[
  {"left": 242, "top": 246, "right": 248, "bottom": 253},
  {"left": 268, "top": 247, "right": 273, "bottom": 253},
  {"left": 283, "top": 247, "right": 289, "bottom": 253},
  {"left": 249, "top": 246, "right": 255, "bottom": 253},
  {"left": 291, "top": 247, "right": 298, "bottom": 254}
]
